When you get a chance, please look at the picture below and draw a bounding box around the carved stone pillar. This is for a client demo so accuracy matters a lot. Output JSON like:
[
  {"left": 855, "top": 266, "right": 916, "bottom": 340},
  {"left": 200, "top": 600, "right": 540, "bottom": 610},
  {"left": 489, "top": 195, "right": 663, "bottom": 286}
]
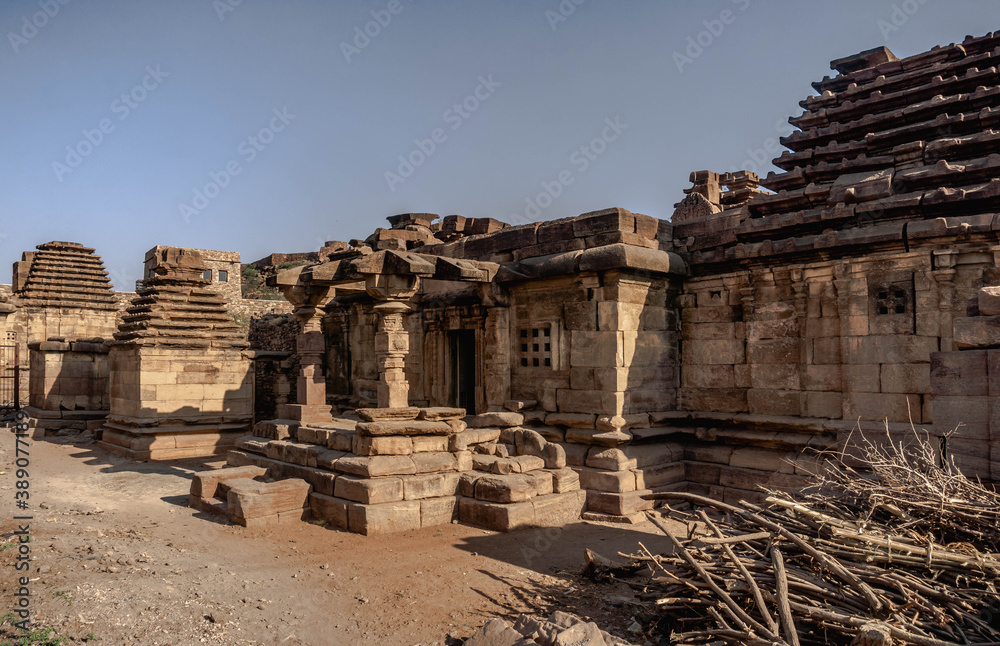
[
  {"left": 373, "top": 301, "right": 411, "bottom": 408},
  {"left": 280, "top": 284, "right": 334, "bottom": 424},
  {"left": 932, "top": 250, "right": 958, "bottom": 352},
  {"left": 366, "top": 274, "right": 419, "bottom": 409}
]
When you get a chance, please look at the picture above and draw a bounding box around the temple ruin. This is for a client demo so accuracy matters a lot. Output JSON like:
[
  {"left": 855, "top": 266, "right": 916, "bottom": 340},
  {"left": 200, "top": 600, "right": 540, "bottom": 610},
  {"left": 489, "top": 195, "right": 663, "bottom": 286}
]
[{"left": 10, "top": 32, "right": 1000, "bottom": 535}]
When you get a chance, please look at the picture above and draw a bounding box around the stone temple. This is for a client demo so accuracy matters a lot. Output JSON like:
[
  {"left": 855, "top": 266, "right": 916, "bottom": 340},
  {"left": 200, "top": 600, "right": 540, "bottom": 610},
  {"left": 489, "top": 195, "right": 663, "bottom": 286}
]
[{"left": 10, "top": 32, "right": 1000, "bottom": 534}]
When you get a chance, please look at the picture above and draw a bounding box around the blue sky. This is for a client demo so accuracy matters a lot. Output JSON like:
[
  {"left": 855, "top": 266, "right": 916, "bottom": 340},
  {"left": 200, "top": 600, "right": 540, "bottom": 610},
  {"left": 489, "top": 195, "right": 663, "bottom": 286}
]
[{"left": 1, "top": 0, "right": 996, "bottom": 289}]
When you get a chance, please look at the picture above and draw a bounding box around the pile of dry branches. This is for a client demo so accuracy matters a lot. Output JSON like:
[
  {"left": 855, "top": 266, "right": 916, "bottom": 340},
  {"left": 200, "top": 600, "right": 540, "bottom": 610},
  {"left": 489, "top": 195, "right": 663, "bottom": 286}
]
[{"left": 630, "top": 431, "right": 1000, "bottom": 645}]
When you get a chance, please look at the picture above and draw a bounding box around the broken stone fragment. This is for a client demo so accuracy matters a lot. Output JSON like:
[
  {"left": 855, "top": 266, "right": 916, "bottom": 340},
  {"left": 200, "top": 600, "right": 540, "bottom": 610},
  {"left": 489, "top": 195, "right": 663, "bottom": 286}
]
[
  {"left": 356, "top": 407, "right": 420, "bottom": 422},
  {"left": 355, "top": 420, "right": 455, "bottom": 436},
  {"left": 977, "top": 285, "right": 1000, "bottom": 316},
  {"left": 466, "top": 412, "right": 525, "bottom": 428},
  {"left": 417, "top": 406, "right": 466, "bottom": 420}
]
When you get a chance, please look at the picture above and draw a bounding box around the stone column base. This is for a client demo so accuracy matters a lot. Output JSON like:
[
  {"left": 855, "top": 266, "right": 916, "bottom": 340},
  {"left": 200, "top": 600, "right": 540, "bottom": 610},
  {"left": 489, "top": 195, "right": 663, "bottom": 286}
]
[{"left": 279, "top": 403, "right": 334, "bottom": 425}]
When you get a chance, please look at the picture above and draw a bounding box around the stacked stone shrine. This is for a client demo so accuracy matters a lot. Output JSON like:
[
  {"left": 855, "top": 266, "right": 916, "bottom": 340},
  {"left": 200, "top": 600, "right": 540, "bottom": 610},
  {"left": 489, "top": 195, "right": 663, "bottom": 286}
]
[
  {"left": 457, "top": 423, "right": 586, "bottom": 532},
  {"left": 99, "top": 247, "right": 253, "bottom": 460},
  {"left": 13, "top": 240, "right": 119, "bottom": 341},
  {"left": 492, "top": 408, "right": 688, "bottom": 524}
]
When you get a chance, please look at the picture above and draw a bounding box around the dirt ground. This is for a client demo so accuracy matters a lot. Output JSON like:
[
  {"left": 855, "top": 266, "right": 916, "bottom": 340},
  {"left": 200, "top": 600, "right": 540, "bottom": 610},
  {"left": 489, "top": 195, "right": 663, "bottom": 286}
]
[{"left": 0, "top": 427, "right": 674, "bottom": 646}]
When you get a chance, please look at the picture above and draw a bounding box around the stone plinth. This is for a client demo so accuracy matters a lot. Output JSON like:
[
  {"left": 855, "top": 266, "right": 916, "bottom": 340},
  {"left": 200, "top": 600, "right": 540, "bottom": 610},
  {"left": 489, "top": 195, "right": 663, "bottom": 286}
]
[{"left": 26, "top": 337, "right": 110, "bottom": 438}]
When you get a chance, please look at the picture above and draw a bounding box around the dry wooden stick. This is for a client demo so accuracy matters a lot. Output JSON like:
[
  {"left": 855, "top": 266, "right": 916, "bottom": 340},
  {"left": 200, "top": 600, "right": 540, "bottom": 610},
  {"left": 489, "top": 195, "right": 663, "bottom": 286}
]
[
  {"left": 698, "top": 509, "right": 779, "bottom": 636},
  {"left": 770, "top": 546, "right": 800, "bottom": 646},
  {"left": 648, "top": 513, "right": 781, "bottom": 643}
]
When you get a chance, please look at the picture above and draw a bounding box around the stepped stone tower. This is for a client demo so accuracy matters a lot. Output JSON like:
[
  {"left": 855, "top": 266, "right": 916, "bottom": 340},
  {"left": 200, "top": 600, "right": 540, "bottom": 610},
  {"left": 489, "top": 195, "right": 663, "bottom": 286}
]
[
  {"left": 12, "top": 240, "right": 118, "bottom": 342},
  {"left": 100, "top": 247, "right": 252, "bottom": 460}
]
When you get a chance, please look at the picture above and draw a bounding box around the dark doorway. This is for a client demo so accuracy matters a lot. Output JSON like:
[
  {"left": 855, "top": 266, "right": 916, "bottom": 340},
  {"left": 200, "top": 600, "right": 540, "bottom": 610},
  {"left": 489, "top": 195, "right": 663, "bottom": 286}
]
[{"left": 450, "top": 330, "right": 476, "bottom": 412}]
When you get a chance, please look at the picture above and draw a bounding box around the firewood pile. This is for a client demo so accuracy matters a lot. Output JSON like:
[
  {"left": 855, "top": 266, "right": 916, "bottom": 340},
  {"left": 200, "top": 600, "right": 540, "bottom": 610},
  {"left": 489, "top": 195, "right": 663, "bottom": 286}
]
[{"left": 629, "top": 431, "right": 1000, "bottom": 645}]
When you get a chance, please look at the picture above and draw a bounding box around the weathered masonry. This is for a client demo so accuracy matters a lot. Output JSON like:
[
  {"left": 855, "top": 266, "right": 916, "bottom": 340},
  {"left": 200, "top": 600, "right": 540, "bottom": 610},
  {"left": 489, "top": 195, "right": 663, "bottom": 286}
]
[{"left": 204, "top": 33, "right": 1000, "bottom": 534}]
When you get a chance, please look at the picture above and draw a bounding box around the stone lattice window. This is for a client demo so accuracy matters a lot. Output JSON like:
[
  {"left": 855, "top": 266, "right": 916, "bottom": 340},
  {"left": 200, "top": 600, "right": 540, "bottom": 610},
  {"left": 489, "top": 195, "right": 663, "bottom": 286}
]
[
  {"left": 519, "top": 326, "right": 553, "bottom": 368},
  {"left": 873, "top": 282, "right": 910, "bottom": 316}
]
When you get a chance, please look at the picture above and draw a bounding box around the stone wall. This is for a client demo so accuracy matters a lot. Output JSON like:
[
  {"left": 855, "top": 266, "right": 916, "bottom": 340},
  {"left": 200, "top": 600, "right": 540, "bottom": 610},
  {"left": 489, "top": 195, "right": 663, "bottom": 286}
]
[
  {"left": 144, "top": 246, "right": 242, "bottom": 303},
  {"left": 28, "top": 339, "right": 110, "bottom": 413}
]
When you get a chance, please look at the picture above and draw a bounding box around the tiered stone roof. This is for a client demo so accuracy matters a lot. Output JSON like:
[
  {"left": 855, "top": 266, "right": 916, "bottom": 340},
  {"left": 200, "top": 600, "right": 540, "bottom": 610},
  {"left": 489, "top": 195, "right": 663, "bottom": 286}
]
[
  {"left": 113, "top": 247, "right": 247, "bottom": 349},
  {"left": 673, "top": 31, "right": 1000, "bottom": 268},
  {"left": 14, "top": 241, "right": 117, "bottom": 310}
]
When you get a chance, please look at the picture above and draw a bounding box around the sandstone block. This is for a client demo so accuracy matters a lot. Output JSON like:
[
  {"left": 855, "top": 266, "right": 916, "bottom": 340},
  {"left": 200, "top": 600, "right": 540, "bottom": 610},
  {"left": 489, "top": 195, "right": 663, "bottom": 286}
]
[
  {"left": 804, "top": 392, "right": 843, "bottom": 419},
  {"left": 747, "top": 389, "right": 802, "bottom": 416},
  {"left": 190, "top": 465, "right": 267, "bottom": 499},
  {"left": 347, "top": 500, "right": 421, "bottom": 535},
  {"left": 845, "top": 392, "right": 922, "bottom": 423},
  {"left": 503, "top": 400, "right": 536, "bottom": 412},
  {"left": 420, "top": 497, "right": 458, "bottom": 527},
  {"left": 545, "top": 413, "right": 596, "bottom": 428},
  {"left": 411, "top": 451, "right": 458, "bottom": 474},
  {"left": 466, "top": 412, "right": 524, "bottom": 428},
  {"left": 513, "top": 455, "right": 546, "bottom": 472},
  {"left": 356, "top": 420, "right": 454, "bottom": 436},
  {"left": 639, "top": 462, "right": 685, "bottom": 488},
  {"left": 449, "top": 427, "right": 501, "bottom": 451},
  {"left": 549, "top": 467, "right": 580, "bottom": 493},
  {"left": 334, "top": 455, "right": 416, "bottom": 477},
  {"left": 265, "top": 441, "right": 323, "bottom": 467},
  {"left": 513, "top": 428, "right": 546, "bottom": 457},
  {"left": 977, "top": 286, "right": 1000, "bottom": 316},
  {"left": 932, "top": 396, "right": 989, "bottom": 439},
  {"left": 253, "top": 420, "right": 296, "bottom": 441},
  {"left": 402, "top": 472, "right": 460, "bottom": 500},
  {"left": 622, "top": 443, "right": 682, "bottom": 467},
  {"left": 455, "top": 450, "right": 472, "bottom": 471},
  {"left": 309, "top": 493, "right": 348, "bottom": 528},
  {"left": 357, "top": 407, "right": 420, "bottom": 422},
  {"left": 562, "top": 443, "right": 589, "bottom": 466},
  {"left": 564, "top": 428, "right": 632, "bottom": 446},
  {"left": 475, "top": 474, "right": 536, "bottom": 503},
  {"left": 684, "top": 444, "right": 733, "bottom": 464},
  {"left": 417, "top": 407, "right": 465, "bottom": 420},
  {"left": 351, "top": 435, "right": 413, "bottom": 456},
  {"left": 585, "top": 489, "right": 652, "bottom": 516},
  {"left": 569, "top": 330, "right": 622, "bottom": 368},
  {"left": 327, "top": 429, "right": 354, "bottom": 452},
  {"left": 728, "top": 448, "right": 796, "bottom": 474},
  {"left": 880, "top": 363, "right": 931, "bottom": 394},
  {"left": 458, "top": 472, "right": 479, "bottom": 497},
  {"left": 531, "top": 490, "right": 587, "bottom": 526},
  {"left": 585, "top": 447, "right": 637, "bottom": 471},
  {"left": 227, "top": 478, "right": 311, "bottom": 521},
  {"left": 411, "top": 435, "right": 449, "bottom": 452},
  {"left": 930, "top": 350, "right": 988, "bottom": 396},
  {"left": 526, "top": 471, "right": 554, "bottom": 496},
  {"left": 334, "top": 475, "right": 403, "bottom": 504},
  {"left": 458, "top": 497, "right": 535, "bottom": 532},
  {"left": 577, "top": 467, "right": 636, "bottom": 493}
]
